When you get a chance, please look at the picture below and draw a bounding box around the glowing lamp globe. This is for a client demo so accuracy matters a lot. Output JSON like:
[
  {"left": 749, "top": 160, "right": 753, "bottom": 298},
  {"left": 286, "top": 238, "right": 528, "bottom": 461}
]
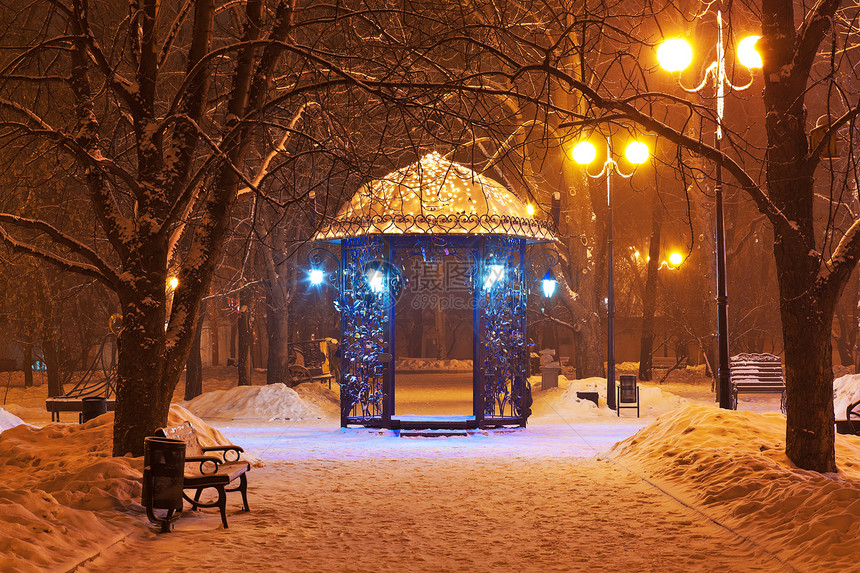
[
  {"left": 309, "top": 268, "right": 325, "bottom": 285},
  {"left": 484, "top": 264, "right": 506, "bottom": 289},
  {"left": 526, "top": 203, "right": 535, "bottom": 216},
  {"left": 541, "top": 268, "right": 557, "bottom": 298},
  {"left": 737, "top": 36, "right": 762, "bottom": 69},
  {"left": 366, "top": 268, "right": 385, "bottom": 293},
  {"left": 669, "top": 252, "right": 684, "bottom": 266},
  {"left": 168, "top": 276, "right": 179, "bottom": 290},
  {"left": 657, "top": 38, "right": 693, "bottom": 72},
  {"left": 571, "top": 141, "right": 597, "bottom": 165},
  {"left": 625, "top": 141, "right": 649, "bottom": 164}
]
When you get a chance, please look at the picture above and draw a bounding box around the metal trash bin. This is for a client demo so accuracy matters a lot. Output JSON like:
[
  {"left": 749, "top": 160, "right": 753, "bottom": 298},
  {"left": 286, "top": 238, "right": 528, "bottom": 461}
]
[
  {"left": 142, "top": 436, "right": 186, "bottom": 532},
  {"left": 80, "top": 396, "right": 108, "bottom": 423},
  {"left": 617, "top": 375, "right": 640, "bottom": 417}
]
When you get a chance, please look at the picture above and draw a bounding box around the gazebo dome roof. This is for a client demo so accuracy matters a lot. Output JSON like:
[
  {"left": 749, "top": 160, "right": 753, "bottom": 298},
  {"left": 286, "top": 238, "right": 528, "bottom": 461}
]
[{"left": 314, "top": 152, "right": 556, "bottom": 242}]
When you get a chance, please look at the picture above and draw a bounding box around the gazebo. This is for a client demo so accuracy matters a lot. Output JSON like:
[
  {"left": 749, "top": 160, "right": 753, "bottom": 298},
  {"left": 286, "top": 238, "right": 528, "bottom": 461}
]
[{"left": 313, "top": 152, "right": 557, "bottom": 430}]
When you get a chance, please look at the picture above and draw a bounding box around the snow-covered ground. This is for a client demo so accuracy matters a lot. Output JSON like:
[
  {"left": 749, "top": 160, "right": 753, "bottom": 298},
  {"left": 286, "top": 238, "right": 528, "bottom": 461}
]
[
  {"left": 1, "top": 366, "right": 859, "bottom": 571},
  {"left": 395, "top": 357, "right": 473, "bottom": 371}
]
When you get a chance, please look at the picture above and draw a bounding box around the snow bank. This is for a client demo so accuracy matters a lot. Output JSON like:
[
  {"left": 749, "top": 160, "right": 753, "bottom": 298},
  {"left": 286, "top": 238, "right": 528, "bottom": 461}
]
[
  {"left": 0, "top": 406, "right": 27, "bottom": 432},
  {"left": 0, "top": 405, "right": 255, "bottom": 572},
  {"left": 834, "top": 373, "right": 860, "bottom": 419},
  {"left": 293, "top": 381, "right": 340, "bottom": 418},
  {"left": 533, "top": 376, "right": 688, "bottom": 419},
  {"left": 0, "top": 414, "right": 141, "bottom": 572},
  {"left": 395, "top": 358, "right": 472, "bottom": 371},
  {"left": 610, "top": 404, "right": 860, "bottom": 571},
  {"left": 168, "top": 404, "right": 264, "bottom": 468},
  {"left": 179, "top": 383, "right": 328, "bottom": 421}
]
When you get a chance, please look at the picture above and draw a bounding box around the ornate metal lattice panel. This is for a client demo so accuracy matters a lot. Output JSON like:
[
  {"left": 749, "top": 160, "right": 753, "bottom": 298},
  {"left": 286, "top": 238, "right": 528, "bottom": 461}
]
[
  {"left": 337, "top": 237, "right": 390, "bottom": 425},
  {"left": 478, "top": 236, "right": 530, "bottom": 424}
]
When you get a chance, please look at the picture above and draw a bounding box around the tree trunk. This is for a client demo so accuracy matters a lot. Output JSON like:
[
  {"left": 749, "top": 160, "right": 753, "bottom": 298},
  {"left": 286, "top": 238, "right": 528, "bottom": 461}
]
[
  {"left": 780, "top": 294, "right": 837, "bottom": 472},
  {"left": 836, "top": 308, "right": 854, "bottom": 367},
  {"left": 574, "top": 315, "right": 603, "bottom": 377},
  {"left": 22, "top": 336, "right": 33, "bottom": 388},
  {"left": 42, "top": 336, "right": 64, "bottom": 398},
  {"left": 554, "top": 216, "right": 605, "bottom": 380},
  {"left": 112, "top": 255, "right": 176, "bottom": 456},
  {"left": 266, "top": 300, "right": 290, "bottom": 385},
  {"left": 265, "top": 278, "right": 291, "bottom": 385},
  {"left": 638, "top": 193, "right": 662, "bottom": 381},
  {"left": 238, "top": 283, "right": 252, "bottom": 386},
  {"left": 855, "top": 298, "right": 860, "bottom": 374},
  {"left": 434, "top": 306, "right": 446, "bottom": 360},
  {"left": 210, "top": 287, "right": 220, "bottom": 366},
  {"left": 760, "top": 0, "right": 842, "bottom": 472},
  {"left": 185, "top": 300, "right": 204, "bottom": 401},
  {"left": 230, "top": 322, "right": 237, "bottom": 365}
]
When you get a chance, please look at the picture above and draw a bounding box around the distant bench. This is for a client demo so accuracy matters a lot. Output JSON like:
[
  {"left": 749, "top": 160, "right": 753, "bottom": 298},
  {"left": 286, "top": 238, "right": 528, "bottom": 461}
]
[
  {"left": 651, "top": 356, "right": 688, "bottom": 369},
  {"left": 289, "top": 339, "right": 337, "bottom": 386},
  {"left": 730, "top": 352, "right": 786, "bottom": 412},
  {"left": 45, "top": 397, "right": 116, "bottom": 422}
]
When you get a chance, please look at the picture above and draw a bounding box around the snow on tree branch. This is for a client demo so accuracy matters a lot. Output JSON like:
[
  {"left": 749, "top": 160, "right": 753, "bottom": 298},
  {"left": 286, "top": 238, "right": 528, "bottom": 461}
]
[
  {"left": 0, "top": 223, "right": 118, "bottom": 289},
  {"left": 0, "top": 213, "right": 120, "bottom": 288}
]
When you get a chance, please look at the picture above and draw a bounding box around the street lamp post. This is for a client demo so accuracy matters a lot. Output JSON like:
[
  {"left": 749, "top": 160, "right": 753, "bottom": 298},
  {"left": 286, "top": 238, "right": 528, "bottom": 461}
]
[
  {"left": 572, "top": 138, "right": 649, "bottom": 410},
  {"left": 658, "top": 10, "right": 762, "bottom": 409}
]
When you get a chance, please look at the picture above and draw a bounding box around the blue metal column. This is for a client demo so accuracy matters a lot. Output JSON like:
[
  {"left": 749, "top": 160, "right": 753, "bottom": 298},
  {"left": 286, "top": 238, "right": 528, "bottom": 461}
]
[
  {"left": 382, "top": 237, "right": 393, "bottom": 427},
  {"left": 473, "top": 237, "right": 484, "bottom": 425}
]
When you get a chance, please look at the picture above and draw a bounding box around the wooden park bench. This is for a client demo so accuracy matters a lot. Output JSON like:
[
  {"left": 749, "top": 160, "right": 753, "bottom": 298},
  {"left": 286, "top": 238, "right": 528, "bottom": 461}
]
[
  {"left": 288, "top": 338, "right": 337, "bottom": 387},
  {"left": 155, "top": 422, "right": 250, "bottom": 529},
  {"left": 45, "top": 396, "right": 116, "bottom": 422},
  {"left": 729, "top": 353, "right": 786, "bottom": 412},
  {"left": 651, "top": 356, "right": 688, "bottom": 370},
  {"left": 45, "top": 335, "right": 117, "bottom": 422},
  {"left": 836, "top": 398, "right": 860, "bottom": 435}
]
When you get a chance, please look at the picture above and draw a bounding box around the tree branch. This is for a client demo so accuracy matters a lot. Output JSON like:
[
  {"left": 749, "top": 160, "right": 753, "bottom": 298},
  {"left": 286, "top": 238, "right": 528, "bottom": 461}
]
[
  {"left": 0, "top": 224, "right": 119, "bottom": 290},
  {"left": 0, "top": 213, "right": 120, "bottom": 286}
]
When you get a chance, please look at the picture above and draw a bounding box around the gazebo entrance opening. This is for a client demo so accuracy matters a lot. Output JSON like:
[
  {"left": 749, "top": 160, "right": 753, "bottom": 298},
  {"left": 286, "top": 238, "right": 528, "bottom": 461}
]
[
  {"left": 393, "top": 252, "right": 474, "bottom": 417},
  {"left": 337, "top": 235, "right": 530, "bottom": 429}
]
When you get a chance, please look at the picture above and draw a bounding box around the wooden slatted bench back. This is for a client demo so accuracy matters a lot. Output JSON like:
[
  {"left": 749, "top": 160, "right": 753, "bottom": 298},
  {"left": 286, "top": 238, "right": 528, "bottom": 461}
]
[
  {"left": 729, "top": 353, "right": 785, "bottom": 411},
  {"left": 156, "top": 422, "right": 205, "bottom": 457}
]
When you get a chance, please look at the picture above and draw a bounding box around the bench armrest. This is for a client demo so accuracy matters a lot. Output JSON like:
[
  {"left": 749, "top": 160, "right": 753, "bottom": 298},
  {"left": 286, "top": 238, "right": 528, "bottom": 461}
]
[
  {"left": 185, "top": 455, "right": 222, "bottom": 475},
  {"left": 201, "top": 445, "right": 244, "bottom": 463}
]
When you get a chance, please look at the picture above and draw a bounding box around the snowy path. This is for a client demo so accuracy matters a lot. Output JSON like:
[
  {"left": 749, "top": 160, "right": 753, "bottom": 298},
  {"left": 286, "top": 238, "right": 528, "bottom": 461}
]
[{"left": 83, "top": 452, "right": 790, "bottom": 572}]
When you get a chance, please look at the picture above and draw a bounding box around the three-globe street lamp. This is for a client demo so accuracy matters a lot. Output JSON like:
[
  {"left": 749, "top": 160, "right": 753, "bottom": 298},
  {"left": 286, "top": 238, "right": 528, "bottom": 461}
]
[
  {"left": 657, "top": 11, "right": 762, "bottom": 409},
  {"left": 572, "top": 138, "right": 650, "bottom": 410}
]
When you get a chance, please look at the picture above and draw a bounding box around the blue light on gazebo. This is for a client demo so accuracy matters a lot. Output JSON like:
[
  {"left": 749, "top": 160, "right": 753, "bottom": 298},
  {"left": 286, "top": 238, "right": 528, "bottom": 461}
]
[
  {"left": 366, "top": 268, "right": 385, "bottom": 293},
  {"left": 541, "top": 268, "right": 557, "bottom": 298},
  {"left": 309, "top": 268, "right": 325, "bottom": 285},
  {"left": 483, "top": 264, "right": 506, "bottom": 289}
]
